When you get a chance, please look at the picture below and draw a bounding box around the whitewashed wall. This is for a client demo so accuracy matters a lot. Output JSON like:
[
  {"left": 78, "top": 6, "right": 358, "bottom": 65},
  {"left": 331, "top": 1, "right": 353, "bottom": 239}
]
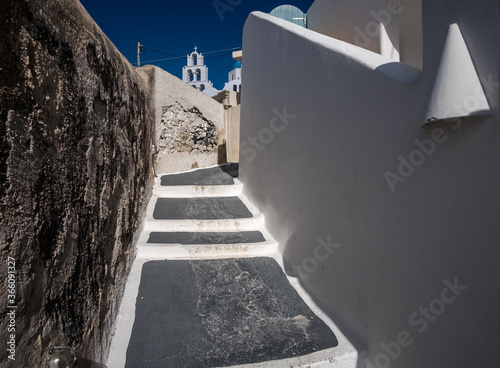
[
  {"left": 240, "top": 1, "right": 500, "bottom": 366},
  {"left": 307, "top": 0, "right": 423, "bottom": 68},
  {"left": 306, "top": 0, "right": 400, "bottom": 61}
]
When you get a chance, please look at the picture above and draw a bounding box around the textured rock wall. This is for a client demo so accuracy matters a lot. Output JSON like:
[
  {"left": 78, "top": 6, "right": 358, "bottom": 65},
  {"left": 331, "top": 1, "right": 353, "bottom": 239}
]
[
  {"left": 160, "top": 103, "right": 218, "bottom": 154},
  {"left": 137, "top": 65, "right": 225, "bottom": 173},
  {"left": 0, "top": 0, "right": 154, "bottom": 366}
]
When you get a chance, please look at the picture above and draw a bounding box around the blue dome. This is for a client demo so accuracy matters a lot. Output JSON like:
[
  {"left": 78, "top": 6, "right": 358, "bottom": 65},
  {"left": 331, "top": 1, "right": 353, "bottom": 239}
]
[
  {"left": 233, "top": 61, "right": 242, "bottom": 69},
  {"left": 270, "top": 5, "right": 306, "bottom": 27}
]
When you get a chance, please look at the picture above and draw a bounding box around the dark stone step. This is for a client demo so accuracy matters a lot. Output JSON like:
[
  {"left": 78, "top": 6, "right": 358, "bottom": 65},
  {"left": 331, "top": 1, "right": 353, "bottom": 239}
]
[
  {"left": 153, "top": 197, "right": 253, "bottom": 220},
  {"left": 161, "top": 163, "right": 239, "bottom": 186},
  {"left": 147, "top": 231, "right": 266, "bottom": 244},
  {"left": 125, "top": 258, "right": 338, "bottom": 368}
]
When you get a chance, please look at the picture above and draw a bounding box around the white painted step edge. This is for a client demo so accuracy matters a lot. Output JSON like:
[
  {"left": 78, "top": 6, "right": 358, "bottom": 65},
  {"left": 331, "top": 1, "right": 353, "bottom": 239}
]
[
  {"left": 143, "top": 215, "right": 265, "bottom": 232},
  {"left": 154, "top": 163, "right": 239, "bottom": 178},
  {"left": 153, "top": 180, "right": 243, "bottom": 198},
  {"left": 144, "top": 194, "right": 264, "bottom": 232},
  {"left": 136, "top": 226, "right": 277, "bottom": 243},
  {"left": 137, "top": 242, "right": 278, "bottom": 260},
  {"left": 136, "top": 227, "right": 279, "bottom": 260},
  {"left": 219, "top": 348, "right": 360, "bottom": 368}
]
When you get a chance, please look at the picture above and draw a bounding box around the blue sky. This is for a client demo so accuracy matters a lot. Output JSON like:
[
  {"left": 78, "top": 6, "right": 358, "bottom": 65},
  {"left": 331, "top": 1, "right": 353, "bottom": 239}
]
[{"left": 80, "top": 0, "right": 314, "bottom": 89}]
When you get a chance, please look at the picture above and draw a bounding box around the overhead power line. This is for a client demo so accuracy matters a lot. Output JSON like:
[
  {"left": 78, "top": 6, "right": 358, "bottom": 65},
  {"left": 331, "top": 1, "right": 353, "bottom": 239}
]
[
  {"left": 199, "top": 47, "right": 242, "bottom": 55},
  {"left": 142, "top": 46, "right": 182, "bottom": 58},
  {"left": 134, "top": 45, "right": 242, "bottom": 66}
]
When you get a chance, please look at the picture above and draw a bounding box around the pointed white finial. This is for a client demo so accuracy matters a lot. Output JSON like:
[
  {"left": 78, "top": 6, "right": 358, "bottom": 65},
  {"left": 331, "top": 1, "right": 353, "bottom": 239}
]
[{"left": 423, "top": 23, "right": 491, "bottom": 127}]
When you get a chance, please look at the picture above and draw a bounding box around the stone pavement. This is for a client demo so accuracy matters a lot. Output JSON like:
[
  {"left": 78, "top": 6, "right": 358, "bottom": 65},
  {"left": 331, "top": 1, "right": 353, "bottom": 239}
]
[{"left": 107, "top": 164, "right": 360, "bottom": 368}]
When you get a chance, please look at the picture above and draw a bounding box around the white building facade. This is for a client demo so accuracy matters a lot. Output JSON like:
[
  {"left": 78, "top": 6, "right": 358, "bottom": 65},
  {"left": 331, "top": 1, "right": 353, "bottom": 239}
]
[
  {"left": 240, "top": 1, "right": 500, "bottom": 367},
  {"left": 223, "top": 61, "right": 242, "bottom": 93},
  {"left": 182, "top": 47, "right": 219, "bottom": 97}
]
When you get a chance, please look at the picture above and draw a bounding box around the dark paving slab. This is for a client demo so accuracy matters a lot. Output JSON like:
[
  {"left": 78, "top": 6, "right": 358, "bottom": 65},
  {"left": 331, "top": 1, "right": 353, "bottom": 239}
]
[
  {"left": 153, "top": 197, "right": 253, "bottom": 220},
  {"left": 161, "top": 163, "right": 239, "bottom": 186},
  {"left": 147, "top": 231, "right": 266, "bottom": 244},
  {"left": 125, "top": 258, "right": 338, "bottom": 368}
]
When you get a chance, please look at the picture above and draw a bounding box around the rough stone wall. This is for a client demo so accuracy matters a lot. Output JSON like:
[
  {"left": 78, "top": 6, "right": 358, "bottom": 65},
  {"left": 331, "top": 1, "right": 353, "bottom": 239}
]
[
  {"left": 137, "top": 65, "right": 225, "bottom": 173},
  {"left": 160, "top": 103, "right": 218, "bottom": 154},
  {"left": 0, "top": 0, "right": 154, "bottom": 366}
]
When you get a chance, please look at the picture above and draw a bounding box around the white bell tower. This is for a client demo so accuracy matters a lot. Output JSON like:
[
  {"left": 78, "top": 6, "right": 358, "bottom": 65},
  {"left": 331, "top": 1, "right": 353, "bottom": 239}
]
[{"left": 182, "top": 47, "right": 219, "bottom": 96}]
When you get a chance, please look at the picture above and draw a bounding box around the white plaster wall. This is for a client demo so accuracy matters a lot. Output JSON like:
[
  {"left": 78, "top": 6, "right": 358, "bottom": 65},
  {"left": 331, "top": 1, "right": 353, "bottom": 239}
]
[
  {"left": 226, "top": 105, "right": 241, "bottom": 163},
  {"left": 224, "top": 80, "right": 242, "bottom": 93},
  {"left": 306, "top": 0, "right": 400, "bottom": 61},
  {"left": 240, "top": 4, "right": 499, "bottom": 367},
  {"left": 399, "top": 0, "right": 423, "bottom": 68},
  {"left": 307, "top": 0, "right": 424, "bottom": 68},
  {"left": 230, "top": 68, "right": 242, "bottom": 81},
  {"left": 137, "top": 65, "right": 225, "bottom": 173}
]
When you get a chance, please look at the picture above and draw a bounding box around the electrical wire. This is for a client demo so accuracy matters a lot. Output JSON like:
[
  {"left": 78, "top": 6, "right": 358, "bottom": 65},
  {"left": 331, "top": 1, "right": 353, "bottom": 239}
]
[
  {"left": 198, "top": 47, "right": 242, "bottom": 55},
  {"left": 206, "top": 52, "right": 234, "bottom": 59},
  {"left": 134, "top": 45, "right": 241, "bottom": 65},
  {"left": 141, "top": 46, "right": 182, "bottom": 58}
]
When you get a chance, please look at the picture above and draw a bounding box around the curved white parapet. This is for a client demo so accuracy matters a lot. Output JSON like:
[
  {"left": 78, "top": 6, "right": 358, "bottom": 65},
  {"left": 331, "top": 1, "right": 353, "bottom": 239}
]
[
  {"left": 423, "top": 23, "right": 491, "bottom": 127},
  {"left": 306, "top": 0, "right": 400, "bottom": 60},
  {"left": 248, "top": 11, "right": 421, "bottom": 84},
  {"left": 306, "top": 0, "right": 424, "bottom": 69}
]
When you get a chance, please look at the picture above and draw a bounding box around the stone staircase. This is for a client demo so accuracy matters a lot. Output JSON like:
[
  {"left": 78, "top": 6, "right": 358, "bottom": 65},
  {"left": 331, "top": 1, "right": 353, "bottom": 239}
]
[{"left": 107, "top": 164, "right": 360, "bottom": 368}]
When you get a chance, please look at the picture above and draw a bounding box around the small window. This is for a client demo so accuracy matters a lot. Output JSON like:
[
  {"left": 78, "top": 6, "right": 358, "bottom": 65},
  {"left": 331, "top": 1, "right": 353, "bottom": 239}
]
[
  {"left": 233, "top": 85, "right": 237, "bottom": 92},
  {"left": 200, "top": 84, "right": 205, "bottom": 91}
]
